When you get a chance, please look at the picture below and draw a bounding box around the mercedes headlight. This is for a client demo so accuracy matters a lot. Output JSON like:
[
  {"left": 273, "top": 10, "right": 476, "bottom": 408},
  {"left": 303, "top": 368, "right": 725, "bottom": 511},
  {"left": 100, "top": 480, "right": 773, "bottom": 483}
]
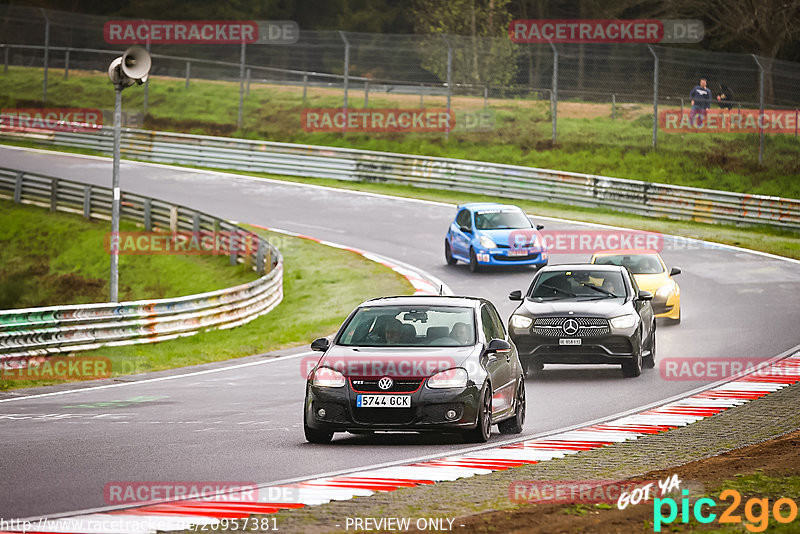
[
  {"left": 610, "top": 314, "right": 638, "bottom": 329},
  {"left": 510, "top": 315, "right": 533, "bottom": 329},
  {"left": 479, "top": 235, "right": 496, "bottom": 249}
]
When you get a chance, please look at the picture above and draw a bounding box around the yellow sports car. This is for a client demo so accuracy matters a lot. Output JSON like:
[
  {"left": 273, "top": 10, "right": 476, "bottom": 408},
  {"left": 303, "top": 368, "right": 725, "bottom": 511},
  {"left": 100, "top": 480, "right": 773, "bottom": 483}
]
[{"left": 590, "top": 249, "right": 681, "bottom": 323}]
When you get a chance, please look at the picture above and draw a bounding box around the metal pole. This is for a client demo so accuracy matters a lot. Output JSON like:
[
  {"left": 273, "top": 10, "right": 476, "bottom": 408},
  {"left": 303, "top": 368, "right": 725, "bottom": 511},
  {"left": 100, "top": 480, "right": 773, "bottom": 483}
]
[
  {"left": 612, "top": 93, "right": 616, "bottom": 121},
  {"left": 110, "top": 84, "right": 122, "bottom": 302},
  {"left": 484, "top": 86, "right": 488, "bottom": 109},
  {"left": 185, "top": 61, "right": 190, "bottom": 89},
  {"left": 364, "top": 80, "right": 369, "bottom": 107},
  {"left": 143, "top": 40, "right": 150, "bottom": 116},
  {"left": 549, "top": 42, "right": 558, "bottom": 143},
  {"left": 340, "top": 31, "right": 349, "bottom": 133},
  {"left": 238, "top": 41, "right": 246, "bottom": 131},
  {"left": 444, "top": 35, "right": 452, "bottom": 140},
  {"left": 41, "top": 8, "right": 49, "bottom": 103},
  {"left": 246, "top": 68, "right": 251, "bottom": 96},
  {"left": 302, "top": 73, "right": 308, "bottom": 102},
  {"left": 64, "top": 49, "right": 69, "bottom": 80},
  {"left": 648, "top": 45, "right": 658, "bottom": 150},
  {"left": 752, "top": 54, "right": 765, "bottom": 165}
]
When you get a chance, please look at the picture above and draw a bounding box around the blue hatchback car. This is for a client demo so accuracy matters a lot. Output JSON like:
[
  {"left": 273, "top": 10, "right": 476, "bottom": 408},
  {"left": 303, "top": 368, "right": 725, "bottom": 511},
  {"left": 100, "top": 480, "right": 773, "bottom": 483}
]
[{"left": 445, "top": 203, "right": 549, "bottom": 272}]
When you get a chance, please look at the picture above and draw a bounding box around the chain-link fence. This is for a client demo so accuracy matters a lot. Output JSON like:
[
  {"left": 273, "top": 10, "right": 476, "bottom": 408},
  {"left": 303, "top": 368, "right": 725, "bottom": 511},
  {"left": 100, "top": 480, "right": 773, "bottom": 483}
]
[{"left": 2, "top": 3, "right": 799, "bottom": 164}]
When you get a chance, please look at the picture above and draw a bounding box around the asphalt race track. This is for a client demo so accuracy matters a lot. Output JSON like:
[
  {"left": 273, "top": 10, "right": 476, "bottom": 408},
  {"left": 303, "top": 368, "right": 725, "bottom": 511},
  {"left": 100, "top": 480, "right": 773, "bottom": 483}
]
[{"left": 2, "top": 145, "right": 799, "bottom": 520}]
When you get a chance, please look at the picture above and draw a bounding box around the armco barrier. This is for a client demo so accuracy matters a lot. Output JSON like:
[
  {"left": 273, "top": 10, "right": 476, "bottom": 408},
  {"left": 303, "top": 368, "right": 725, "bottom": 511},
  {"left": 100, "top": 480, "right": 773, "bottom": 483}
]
[
  {"left": 0, "top": 167, "right": 283, "bottom": 361},
  {"left": 2, "top": 127, "right": 798, "bottom": 230}
]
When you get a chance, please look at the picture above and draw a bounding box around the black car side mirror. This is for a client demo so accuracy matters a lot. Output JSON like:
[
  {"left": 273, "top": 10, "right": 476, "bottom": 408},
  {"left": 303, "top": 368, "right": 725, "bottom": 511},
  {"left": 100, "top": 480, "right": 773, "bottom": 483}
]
[
  {"left": 669, "top": 267, "right": 682, "bottom": 276},
  {"left": 486, "top": 339, "right": 511, "bottom": 353},
  {"left": 459, "top": 225, "right": 472, "bottom": 233},
  {"left": 536, "top": 224, "right": 544, "bottom": 230},
  {"left": 637, "top": 290, "right": 654, "bottom": 301},
  {"left": 509, "top": 290, "right": 523, "bottom": 301},
  {"left": 311, "top": 338, "right": 330, "bottom": 352}
]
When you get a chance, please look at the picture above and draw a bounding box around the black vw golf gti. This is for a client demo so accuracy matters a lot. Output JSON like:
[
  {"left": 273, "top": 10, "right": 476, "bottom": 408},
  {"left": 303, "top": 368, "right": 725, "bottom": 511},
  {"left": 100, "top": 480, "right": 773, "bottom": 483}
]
[
  {"left": 508, "top": 264, "right": 655, "bottom": 378},
  {"left": 304, "top": 296, "right": 526, "bottom": 444}
]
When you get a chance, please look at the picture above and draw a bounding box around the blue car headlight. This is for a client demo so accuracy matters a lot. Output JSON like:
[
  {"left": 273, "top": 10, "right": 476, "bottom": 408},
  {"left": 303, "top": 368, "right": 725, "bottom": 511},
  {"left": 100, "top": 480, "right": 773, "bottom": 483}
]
[{"left": 479, "top": 235, "right": 496, "bottom": 249}]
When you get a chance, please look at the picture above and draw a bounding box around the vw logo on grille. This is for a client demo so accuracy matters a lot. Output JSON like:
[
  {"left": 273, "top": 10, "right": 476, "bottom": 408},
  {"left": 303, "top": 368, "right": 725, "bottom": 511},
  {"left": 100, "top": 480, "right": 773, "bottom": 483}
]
[
  {"left": 562, "top": 319, "right": 580, "bottom": 336},
  {"left": 378, "top": 377, "right": 394, "bottom": 390}
]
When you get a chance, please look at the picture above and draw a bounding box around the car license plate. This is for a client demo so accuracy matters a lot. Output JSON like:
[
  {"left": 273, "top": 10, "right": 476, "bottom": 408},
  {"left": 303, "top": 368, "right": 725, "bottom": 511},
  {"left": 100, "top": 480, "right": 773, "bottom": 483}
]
[
  {"left": 559, "top": 338, "right": 581, "bottom": 346},
  {"left": 357, "top": 395, "right": 411, "bottom": 408},
  {"left": 508, "top": 249, "right": 530, "bottom": 256}
]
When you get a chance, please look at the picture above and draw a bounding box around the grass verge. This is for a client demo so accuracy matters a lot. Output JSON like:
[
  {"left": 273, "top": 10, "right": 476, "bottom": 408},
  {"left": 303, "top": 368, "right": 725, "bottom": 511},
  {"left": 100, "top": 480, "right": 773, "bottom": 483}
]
[
  {"left": 0, "top": 198, "right": 254, "bottom": 308},
  {"left": 0, "top": 226, "right": 414, "bottom": 391}
]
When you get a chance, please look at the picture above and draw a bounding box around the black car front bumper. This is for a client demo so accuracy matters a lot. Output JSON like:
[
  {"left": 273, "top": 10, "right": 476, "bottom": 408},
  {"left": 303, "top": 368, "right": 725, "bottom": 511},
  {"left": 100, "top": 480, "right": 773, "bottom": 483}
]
[
  {"left": 511, "top": 333, "right": 638, "bottom": 365},
  {"left": 304, "top": 381, "right": 483, "bottom": 433}
]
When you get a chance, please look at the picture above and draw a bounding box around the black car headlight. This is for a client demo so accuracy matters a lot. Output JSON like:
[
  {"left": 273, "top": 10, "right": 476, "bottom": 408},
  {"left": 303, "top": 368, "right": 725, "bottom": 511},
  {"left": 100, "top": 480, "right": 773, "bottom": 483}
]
[
  {"left": 510, "top": 315, "right": 533, "bottom": 329},
  {"left": 311, "top": 367, "right": 346, "bottom": 388},
  {"left": 427, "top": 368, "right": 469, "bottom": 389},
  {"left": 610, "top": 313, "right": 638, "bottom": 329}
]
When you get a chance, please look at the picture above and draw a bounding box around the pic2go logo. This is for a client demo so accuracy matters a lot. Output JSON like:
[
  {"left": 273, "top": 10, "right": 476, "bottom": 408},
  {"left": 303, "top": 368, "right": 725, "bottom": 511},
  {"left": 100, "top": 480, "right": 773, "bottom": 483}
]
[{"left": 654, "top": 489, "right": 799, "bottom": 532}]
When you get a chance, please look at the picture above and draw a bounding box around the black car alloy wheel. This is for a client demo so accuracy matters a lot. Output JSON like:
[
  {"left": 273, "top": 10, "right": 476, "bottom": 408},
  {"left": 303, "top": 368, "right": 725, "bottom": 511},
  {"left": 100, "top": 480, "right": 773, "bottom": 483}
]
[
  {"left": 465, "top": 383, "right": 492, "bottom": 442},
  {"left": 498, "top": 378, "right": 525, "bottom": 434}
]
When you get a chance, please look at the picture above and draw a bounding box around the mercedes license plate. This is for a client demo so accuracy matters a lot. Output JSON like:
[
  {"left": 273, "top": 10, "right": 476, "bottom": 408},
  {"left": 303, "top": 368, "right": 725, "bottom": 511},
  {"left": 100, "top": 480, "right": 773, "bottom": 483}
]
[{"left": 559, "top": 338, "right": 581, "bottom": 346}]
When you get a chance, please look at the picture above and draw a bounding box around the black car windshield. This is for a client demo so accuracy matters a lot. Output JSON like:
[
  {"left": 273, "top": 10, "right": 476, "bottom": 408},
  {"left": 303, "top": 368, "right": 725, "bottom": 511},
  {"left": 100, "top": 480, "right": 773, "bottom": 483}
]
[
  {"left": 594, "top": 254, "right": 664, "bottom": 274},
  {"left": 530, "top": 270, "right": 627, "bottom": 299},
  {"left": 474, "top": 209, "right": 531, "bottom": 230},
  {"left": 338, "top": 306, "right": 476, "bottom": 347}
]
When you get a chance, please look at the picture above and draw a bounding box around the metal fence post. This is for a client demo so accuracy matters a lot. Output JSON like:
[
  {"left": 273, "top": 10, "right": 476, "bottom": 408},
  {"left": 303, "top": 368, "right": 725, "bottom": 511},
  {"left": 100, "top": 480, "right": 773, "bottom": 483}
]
[
  {"left": 484, "top": 86, "right": 488, "bottom": 109},
  {"left": 549, "top": 42, "right": 558, "bottom": 143},
  {"left": 143, "top": 198, "right": 152, "bottom": 231},
  {"left": 246, "top": 68, "right": 251, "bottom": 96},
  {"left": 238, "top": 41, "right": 246, "bottom": 131},
  {"left": 229, "top": 231, "right": 238, "bottom": 266},
  {"left": 612, "top": 94, "right": 616, "bottom": 121},
  {"left": 50, "top": 178, "right": 58, "bottom": 212},
  {"left": 14, "top": 171, "right": 23, "bottom": 203},
  {"left": 648, "top": 45, "right": 659, "bottom": 150},
  {"left": 185, "top": 61, "right": 190, "bottom": 89},
  {"left": 256, "top": 239, "right": 266, "bottom": 275},
  {"left": 143, "top": 39, "right": 150, "bottom": 116},
  {"left": 364, "top": 80, "right": 369, "bottom": 107},
  {"left": 302, "top": 73, "right": 308, "bottom": 102},
  {"left": 83, "top": 185, "right": 91, "bottom": 219},
  {"left": 444, "top": 35, "right": 452, "bottom": 140},
  {"left": 41, "top": 8, "right": 49, "bottom": 103},
  {"left": 340, "top": 31, "right": 350, "bottom": 133},
  {"left": 752, "top": 54, "right": 765, "bottom": 165},
  {"left": 64, "top": 49, "right": 69, "bottom": 80},
  {"left": 192, "top": 212, "right": 200, "bottom": 235}
]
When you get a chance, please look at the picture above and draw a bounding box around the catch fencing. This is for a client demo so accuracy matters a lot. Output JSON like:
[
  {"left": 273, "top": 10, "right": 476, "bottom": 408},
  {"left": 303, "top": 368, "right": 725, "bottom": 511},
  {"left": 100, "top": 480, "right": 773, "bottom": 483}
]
[{"left": 0, "top": 166, "right": 283, "bottom": 360}]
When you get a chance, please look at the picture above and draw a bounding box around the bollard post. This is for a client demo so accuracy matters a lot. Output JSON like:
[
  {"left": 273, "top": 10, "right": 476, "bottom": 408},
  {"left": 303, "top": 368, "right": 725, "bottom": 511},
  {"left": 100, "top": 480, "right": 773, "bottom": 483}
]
[{"left": 83, "top": 186, "right": 91, "bottom": 219}]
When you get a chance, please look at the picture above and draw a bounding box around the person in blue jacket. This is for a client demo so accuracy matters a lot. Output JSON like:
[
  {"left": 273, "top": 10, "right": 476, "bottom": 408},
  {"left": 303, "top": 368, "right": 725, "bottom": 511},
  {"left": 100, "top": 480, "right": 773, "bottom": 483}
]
[{"left": 689, "top": 77, "right": 713, "bottom": 127}]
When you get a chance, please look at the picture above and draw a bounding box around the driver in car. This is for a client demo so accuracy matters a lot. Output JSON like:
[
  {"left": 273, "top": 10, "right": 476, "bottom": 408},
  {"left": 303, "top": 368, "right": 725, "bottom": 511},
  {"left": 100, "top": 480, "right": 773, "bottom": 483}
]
[{"left": 450, "top": 322, "right": 471, "bottom": 344}]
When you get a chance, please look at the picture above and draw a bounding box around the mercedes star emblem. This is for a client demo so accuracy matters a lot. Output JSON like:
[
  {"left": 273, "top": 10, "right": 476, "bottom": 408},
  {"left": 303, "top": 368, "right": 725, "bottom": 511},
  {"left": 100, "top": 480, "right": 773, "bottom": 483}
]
[{"left": 562, "top": 319, "right": 580, "bottom": 336}]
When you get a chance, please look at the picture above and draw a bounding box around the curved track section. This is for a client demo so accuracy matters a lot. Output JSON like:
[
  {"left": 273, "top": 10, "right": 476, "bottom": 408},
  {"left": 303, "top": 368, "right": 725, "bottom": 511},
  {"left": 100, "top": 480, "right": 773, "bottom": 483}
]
[{"left": 1, "top": 145, "right": 799, "bottom": 521}]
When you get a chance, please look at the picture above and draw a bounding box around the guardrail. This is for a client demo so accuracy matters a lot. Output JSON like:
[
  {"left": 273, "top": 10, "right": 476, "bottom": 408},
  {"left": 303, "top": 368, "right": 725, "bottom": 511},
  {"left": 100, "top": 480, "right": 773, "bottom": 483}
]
[
  {"left": 2, "top": 126, "right": 798, "bottom": 230},
  {"left": 0, "top": 166, "right": 283, "bottom": 361}
]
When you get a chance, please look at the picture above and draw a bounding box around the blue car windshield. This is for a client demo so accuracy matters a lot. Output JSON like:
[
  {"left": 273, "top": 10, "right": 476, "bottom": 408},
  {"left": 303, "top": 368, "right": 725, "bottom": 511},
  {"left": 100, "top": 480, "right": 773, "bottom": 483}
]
[{"left": 475, "top": 209, "right": 531, "bottom": 230}]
